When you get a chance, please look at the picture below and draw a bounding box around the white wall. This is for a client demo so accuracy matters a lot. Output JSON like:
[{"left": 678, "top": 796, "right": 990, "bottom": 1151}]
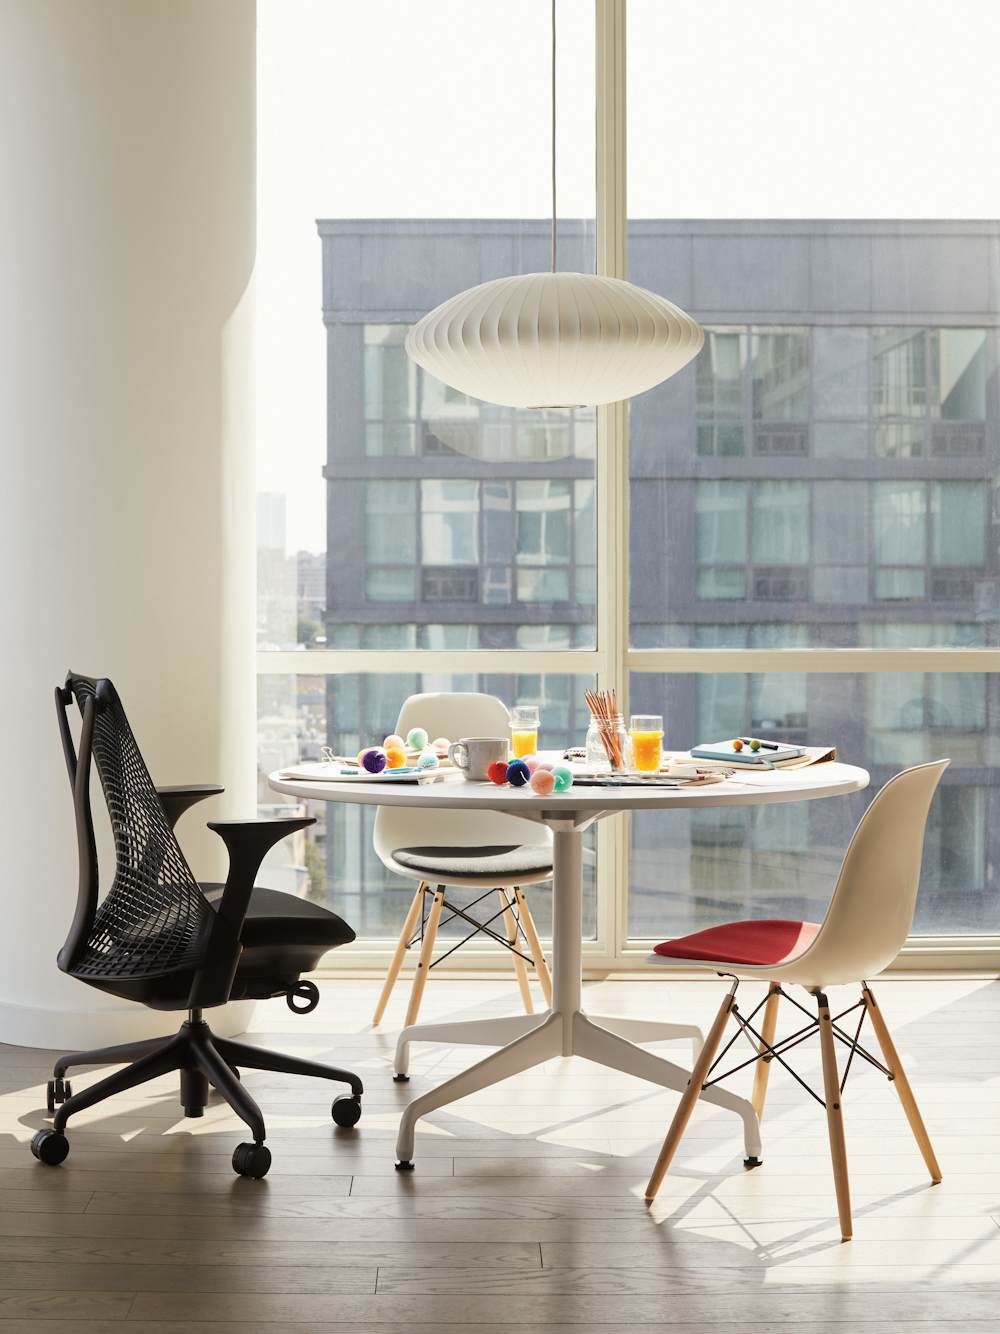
[{"left": 0, "top": 0, "right": 257, "bottom": 1047}]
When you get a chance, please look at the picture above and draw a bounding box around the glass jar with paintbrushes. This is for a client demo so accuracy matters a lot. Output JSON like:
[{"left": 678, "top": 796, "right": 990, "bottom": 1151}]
[{"left": 584, "top": 689, "right": 631, "bottom": 773}]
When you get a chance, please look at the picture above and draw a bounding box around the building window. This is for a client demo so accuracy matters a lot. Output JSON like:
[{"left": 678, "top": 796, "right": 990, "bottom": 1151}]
[
  {"left": 420, "top": 480, "right": 479, "bottom": 566},
  {"left": 364, "top": 326, "right": 417, "bottom": 457},
  {"left": 696, "top": 480, "right": 811, "bottom": 603},
  {"left": 697, "top": 328, "right": 746, "bottom": 456}
]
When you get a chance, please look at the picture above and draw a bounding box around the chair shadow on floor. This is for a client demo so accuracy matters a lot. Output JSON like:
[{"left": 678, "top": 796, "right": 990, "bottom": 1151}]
[{"left": 6, "top": 976, "right": 1000, "bottom": 1299}]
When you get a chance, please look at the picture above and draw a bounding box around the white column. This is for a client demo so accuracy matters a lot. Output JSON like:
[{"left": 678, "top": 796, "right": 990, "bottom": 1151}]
[{"left": 0, "top": 1, "right": 258, "bottom": 1047}]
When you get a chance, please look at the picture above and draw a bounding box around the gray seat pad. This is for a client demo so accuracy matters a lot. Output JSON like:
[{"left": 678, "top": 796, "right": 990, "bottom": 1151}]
[{"left": 392, "top": 845, "right": 553, "bottom": 879}]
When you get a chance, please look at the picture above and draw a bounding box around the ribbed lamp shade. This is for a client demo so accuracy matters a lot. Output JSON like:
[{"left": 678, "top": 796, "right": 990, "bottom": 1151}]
[{"left": 405, "top": 271, "right": 705, "bottom": 409}]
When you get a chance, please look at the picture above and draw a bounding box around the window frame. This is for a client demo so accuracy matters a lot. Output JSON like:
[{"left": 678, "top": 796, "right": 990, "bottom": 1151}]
[{"left": 257, "top": 0, "right": 999, "bottom": 972}]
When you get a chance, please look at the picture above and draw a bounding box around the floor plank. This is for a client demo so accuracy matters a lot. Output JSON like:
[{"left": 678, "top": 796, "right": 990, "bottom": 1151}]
[{"left": 1, "top": 976, "right": 998, "bottom": 1328}]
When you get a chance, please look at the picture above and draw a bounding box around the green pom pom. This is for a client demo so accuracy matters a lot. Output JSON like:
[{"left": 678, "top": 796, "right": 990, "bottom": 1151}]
[
  {"left": 750, "top": 738, "right": 761, "bottom": 752},
  {"left": 406, "top": 726, "right": 429, "bottom": 751},
  {"left": 551, "top": 764, "right": 574, "bottom": 792}
]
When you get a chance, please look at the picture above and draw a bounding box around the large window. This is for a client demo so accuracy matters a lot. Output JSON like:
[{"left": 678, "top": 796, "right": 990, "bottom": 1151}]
[{"left": 258, "top": 1, "right": 1000, "bottom": 965}]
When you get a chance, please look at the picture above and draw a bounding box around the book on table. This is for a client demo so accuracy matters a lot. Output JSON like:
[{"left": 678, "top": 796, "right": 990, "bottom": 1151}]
[{"left": 689, "top": 739, "right": 806, "bottom": 767}]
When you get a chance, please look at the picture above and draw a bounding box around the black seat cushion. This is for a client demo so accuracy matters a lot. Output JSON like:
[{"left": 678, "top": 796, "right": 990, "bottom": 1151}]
[
  {"left": 392, "top": 845, "right": 553, "bottom": 879},
  {"left": 200, "top": 884, "right": 356, "bottom": 950}
]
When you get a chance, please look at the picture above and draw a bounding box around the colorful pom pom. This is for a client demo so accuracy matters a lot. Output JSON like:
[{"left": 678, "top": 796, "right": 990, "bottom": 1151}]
[
  {"left": 535, "top": 761, "right": 554, "bottom": 772},
  {"left": 383, "top": 733, "right": 405, "bottom": 751},
  {"left": 551, "top": 763, "right": 574, "bottom": 792},
  {"left": 529, "top": 768, "right": 556, "bottom": 795},
  {"left": 417, "top": 750, "right": 438, "bottom": 769},
  {"left": 361, "top": 748, "right": 387, "bottom": 774},
  {"left": 406, "top": 726, "right": 429, "bottom": 751},
  {"left": 506, "top": 759, "right": 531, "bottom": 787},
  {"left": 523, "top": 755, "right": 540, "bottom": 774},
  {"left": 384, "top": 746, "right": 406, "bottom": 769},
  {"left": 432, "top": 736, "right": 450, "bottom": 755},
  {"left": 487, "top": 760, "right": 509, "bottom": 786}
]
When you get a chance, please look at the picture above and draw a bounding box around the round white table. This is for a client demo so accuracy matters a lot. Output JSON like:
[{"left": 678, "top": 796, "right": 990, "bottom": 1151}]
[{"left": 269, "top": 761, "right": 869, "bottom": 1167}]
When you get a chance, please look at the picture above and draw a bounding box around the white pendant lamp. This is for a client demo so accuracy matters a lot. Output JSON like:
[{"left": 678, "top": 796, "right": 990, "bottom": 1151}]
[{"left": 405, "top": 2, "right": 703, "bottom": 409}]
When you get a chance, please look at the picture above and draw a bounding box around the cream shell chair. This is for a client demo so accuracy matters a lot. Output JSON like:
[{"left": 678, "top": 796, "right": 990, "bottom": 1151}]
[
  {"left": 645, "top": 760, "right": 949, "bottom": 1241},
  {"left": 371, "top": 693, "right": 553, "bottom": 1032}
]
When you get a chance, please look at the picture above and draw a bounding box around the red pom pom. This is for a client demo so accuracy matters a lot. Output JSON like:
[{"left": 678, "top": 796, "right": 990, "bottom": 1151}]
[{"left": 487, "top": 760, "right": 509, "bottom": 786}]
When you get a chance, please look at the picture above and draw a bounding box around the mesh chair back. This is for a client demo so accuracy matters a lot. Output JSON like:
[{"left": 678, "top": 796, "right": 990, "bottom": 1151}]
[{"left": 62, "top": 674, "right": 213, "bottom": 981}]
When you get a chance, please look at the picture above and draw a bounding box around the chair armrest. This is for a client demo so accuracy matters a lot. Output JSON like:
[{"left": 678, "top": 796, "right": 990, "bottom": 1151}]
[
  {"left": 156, "top": 784, "right": 225, "bottom": 830},
  {"left": 207, "top": 817, "right": 315, "bottom": 932}
]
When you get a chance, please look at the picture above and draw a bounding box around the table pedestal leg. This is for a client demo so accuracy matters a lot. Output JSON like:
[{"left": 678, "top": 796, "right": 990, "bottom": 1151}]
[
  {"left": 585, "top": 1014, "right": 704, "bottom": 1063},
  {"left": 572, "top": 1012, "right": 761, "bottom": 1160},
  {"left": 393, "top": 821, "right": 761, "bottom": 1166},
  {"left": 394, "top": 1012, "right": 544, "bottom": 1079},
  {"left": 395, "top": 1014, "right": 562, "bottom": 1165}
]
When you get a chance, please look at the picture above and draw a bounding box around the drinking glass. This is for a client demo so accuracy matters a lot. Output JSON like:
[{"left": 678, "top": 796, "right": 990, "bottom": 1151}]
[
  {"left": 510, "top": 704, "right": 540, "bottom": 758},
  {"left": 629, "top": 714, "right": 663, "bottom": 772}
]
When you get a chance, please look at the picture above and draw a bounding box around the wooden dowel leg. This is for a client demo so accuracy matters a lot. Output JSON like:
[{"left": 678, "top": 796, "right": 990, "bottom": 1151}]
[
  {"left": 372, "top": 882, "right": 427, "bottom": 1026},
  {"left": 498, "top": 890, "right": 534, "bottom": 1015},
  {"left": 751, "top": 983, "right": 781, "bottom": 1122},
  {"left": 862, "top": 983, "right": 941, "bottom": 1184},
  {"left": 403, "top": 887, "right": 445, "bottom": 1029},
  {"left": 514, "top": 887, "right": 552, "bottom": 1007},
  {"left": 645, "top": 988, "right": 737, "bottom": 1202},
  {"left": 817, "top": 992, "right": 853, "bottom": 1241}
]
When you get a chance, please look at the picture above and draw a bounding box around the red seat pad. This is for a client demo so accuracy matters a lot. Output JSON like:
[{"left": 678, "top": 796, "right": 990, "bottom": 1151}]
[{"left": 654, "top": 919, "right": 821, "bottom": 967}]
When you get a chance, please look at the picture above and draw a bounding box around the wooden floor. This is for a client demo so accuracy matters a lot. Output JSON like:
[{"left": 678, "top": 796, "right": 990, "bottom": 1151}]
[{"left": 1, "top": 974, "right": 999, "bottom": 1332}]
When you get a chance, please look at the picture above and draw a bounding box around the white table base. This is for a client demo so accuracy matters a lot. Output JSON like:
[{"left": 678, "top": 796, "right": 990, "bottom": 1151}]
[{"left": 394, "top": 818, "right": 763, "bottom": 1167}]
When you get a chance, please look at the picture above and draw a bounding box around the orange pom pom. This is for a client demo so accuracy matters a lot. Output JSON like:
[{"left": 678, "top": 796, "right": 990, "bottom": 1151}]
[{"left": 384, "top": 746, "right": 406, "bottom": 769}]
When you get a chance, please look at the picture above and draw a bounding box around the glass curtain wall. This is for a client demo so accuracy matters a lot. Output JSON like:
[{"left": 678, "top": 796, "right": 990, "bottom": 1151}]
[
  {"left": 257, "top": 0, "right": 600, "bottom": 943},
  {"left": 627, "top": 0, "right": 1000, "bottom": 941},
  {"left": 258, "top": 0, "right": 1000, "bottom": 960}
]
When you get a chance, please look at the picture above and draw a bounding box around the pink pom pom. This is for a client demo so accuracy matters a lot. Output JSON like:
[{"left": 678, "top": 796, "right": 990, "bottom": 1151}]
[
  {"left": 529, "top": 768, "right": 556, "bottom": 795},
  {"left": 535, "top": 761, "right": 554, "bottom": 772},
  {"left": 523, "top": 755, "right": 540, "bottom": 774}
]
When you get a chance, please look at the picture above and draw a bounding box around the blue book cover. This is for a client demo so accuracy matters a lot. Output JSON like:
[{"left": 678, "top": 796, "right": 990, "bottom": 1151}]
[{"left": 690, "top": 739, "right": 805, "bottom": 766}]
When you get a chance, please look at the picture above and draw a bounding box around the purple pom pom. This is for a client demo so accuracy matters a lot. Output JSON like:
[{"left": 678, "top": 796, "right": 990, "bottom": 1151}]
[
  {"left": 362, "top": 747, "right": 387, "bottom": 774},
  {"left": 506, "top": 759, "right": 531, "bottom": 787}
]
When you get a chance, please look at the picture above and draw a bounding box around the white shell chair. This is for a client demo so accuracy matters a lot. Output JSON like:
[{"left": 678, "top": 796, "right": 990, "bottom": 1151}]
[
  {"left": 645, "top": 760, "right": 949, "bottom": 1241},
  {"left": 371, "top": 693, "right": 553, "bottom": 1031}
]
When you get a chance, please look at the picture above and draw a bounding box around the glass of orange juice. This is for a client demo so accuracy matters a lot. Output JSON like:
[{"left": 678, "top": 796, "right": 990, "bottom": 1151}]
[
  {"left": 630, "top": 714, "right": 663, "bottom": 773},
  {"left": 510, "top": 705, "right": 540, "bottom": 759}
]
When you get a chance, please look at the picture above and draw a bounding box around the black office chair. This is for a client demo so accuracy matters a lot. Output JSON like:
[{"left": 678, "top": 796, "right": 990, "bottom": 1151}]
[{"left": 30, "top": 672, "right": 362, "bottom": 1179}]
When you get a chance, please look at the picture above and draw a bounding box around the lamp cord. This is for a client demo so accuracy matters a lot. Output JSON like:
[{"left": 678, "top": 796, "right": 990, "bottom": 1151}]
[{"left": 551, "top": 0, "right": 557, "bottom": 273}]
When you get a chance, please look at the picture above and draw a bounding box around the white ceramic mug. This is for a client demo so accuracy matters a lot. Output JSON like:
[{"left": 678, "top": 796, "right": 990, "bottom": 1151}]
[{"left": 448, "top": 737, "right": 509, "bottom": 782}]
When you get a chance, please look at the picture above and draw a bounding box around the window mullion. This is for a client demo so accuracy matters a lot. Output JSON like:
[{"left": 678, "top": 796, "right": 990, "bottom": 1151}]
[{"left": 595, "top": 0, "right": 629, "bottom": 960}]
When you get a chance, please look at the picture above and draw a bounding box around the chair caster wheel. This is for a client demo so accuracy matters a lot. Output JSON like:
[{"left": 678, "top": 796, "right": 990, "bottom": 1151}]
[
  {"left": 232, "top": 1142, "right": 271, "bottom": 1178},
  {"left": 31, "top": 1129, "right": 69, "bottom": 1166},
  {"left": 46, "top": 1078, "right": 72, "bottom": 1113},
  {"left": 744, "top": 1156, "right": 763, "bottom": 1169},
  {"left": 395, "top": 1159, "right": 414, "bottom": 1171},
  {"left": 393, "top": 1073, "right": 409, "bottom": 1082},
  {"left": 332, "top": 1095, "right": 362, "bottom": 1128}
]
